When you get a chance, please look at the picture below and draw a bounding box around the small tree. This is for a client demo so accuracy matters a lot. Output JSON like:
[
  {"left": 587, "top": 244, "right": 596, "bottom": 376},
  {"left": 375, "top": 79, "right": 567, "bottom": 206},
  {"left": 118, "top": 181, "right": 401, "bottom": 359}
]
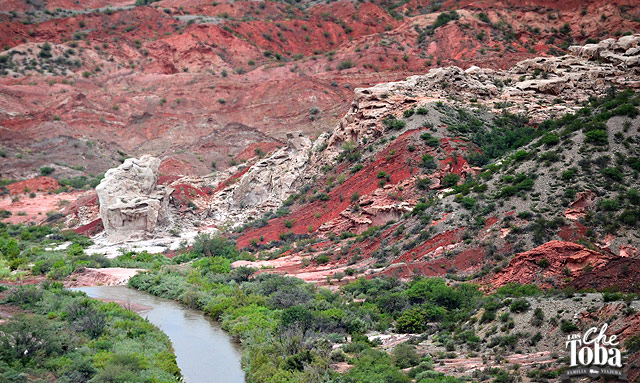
[{"left": 40, "top": 166, "right": 54, "bottom": 176}]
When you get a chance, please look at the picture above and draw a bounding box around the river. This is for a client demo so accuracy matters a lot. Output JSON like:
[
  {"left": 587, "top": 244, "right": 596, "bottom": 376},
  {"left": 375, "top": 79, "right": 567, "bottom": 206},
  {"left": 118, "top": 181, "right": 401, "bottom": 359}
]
[{"left": 77, "top": 286, "right": 245, "bottom": 383}]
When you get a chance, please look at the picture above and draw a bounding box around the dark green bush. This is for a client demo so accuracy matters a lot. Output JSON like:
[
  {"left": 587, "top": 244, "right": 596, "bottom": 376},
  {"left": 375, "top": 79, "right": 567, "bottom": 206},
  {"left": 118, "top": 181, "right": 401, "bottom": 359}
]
[
  {"left": 383, "top": 116, "right": 406, "bottom": 130},
  {"left": 585, "top": 129, "right": 608, "bottom": 145},
  {"left": 560, "top": 320, "right": 578, "bottom": 333},
  {"left": 509, "top": 299, "right": 530, "bottom": 313}
]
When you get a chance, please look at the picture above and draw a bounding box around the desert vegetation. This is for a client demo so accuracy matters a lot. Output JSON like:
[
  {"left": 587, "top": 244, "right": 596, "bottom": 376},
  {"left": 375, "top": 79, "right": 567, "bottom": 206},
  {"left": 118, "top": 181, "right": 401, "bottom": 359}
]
[{"left": 0, "top": 283, "right": 181, "bottom": 382}]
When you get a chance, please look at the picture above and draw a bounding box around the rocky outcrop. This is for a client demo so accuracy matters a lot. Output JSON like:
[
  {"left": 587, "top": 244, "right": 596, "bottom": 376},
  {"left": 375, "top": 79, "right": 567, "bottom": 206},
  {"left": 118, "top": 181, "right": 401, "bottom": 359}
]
[
  {"left": 318, "top": 184, "right": 414, "bottom": 235},
  {"left": 570, "top": 35, "right": 640, "bottom": 66},
  {"left": 569, "top": 257, "right": 640, "bottom": 293},
  {"left": 7, "top": 176, "right": 59, "bottom": 195},
  {"left": 564, "top": 190, "right": 597, "bottom": 220},
  {"left": 324, "top": 34, "right": 640, "bottom": 157},
  {"left": 324, "top": 65, "right": 500, "bottom": 156},
  {"left": 490, "top": 241, "right": 617, "bottom": 290},
  {"left": 96, "top": 156, "right": 172, "bottom": 242},
  {"left": 208, "top": 132, "right": 313, "bottom": 227}
]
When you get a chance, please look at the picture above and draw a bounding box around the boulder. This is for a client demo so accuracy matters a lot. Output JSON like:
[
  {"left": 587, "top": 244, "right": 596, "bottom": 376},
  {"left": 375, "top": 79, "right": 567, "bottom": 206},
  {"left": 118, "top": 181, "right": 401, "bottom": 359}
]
[
  {"left": 617, "top": 34, "right": 640, "bottom": 51},
  {"left": 569, "top": 43, "right": 602, "bottom": 60},
  {"left": 514, "top": 77, "right": 568, "bottom": 95},
  {"left": 96, "top": 156, "right": 172, "bottom": 242}
]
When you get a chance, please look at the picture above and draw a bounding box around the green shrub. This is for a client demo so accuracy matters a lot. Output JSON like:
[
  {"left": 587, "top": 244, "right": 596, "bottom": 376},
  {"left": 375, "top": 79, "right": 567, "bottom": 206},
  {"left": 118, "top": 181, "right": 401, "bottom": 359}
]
[
  {"left": 421, "top": 154, "right": 436, "bottom": 169},
  {"left": 39, "top": 166, "right": 54, "bottom": 176},
  {"left": 619, "top": 209, "right": 639, "bottom": 225},
  {"left": 337, "top": 60, "right": 353, "bottom": 70},
  {"left": 496, "top": 283, "right": 541, "bottom": 297},
  {"left": 396, "top": 305, "right": 444, "bottom": 333},
  {"left": 191, "top": 233, "right": 238, "bottom": 259},
  {"left": 585, "top": 129, "right": 608, "bottom": 145},
  {"left": 340, "top": 348, "right": 410, "bottom": 383},
  {"left": 509, "top": 299, "right": 530, "bottom": 313},
  {"left": 392, "top": 343, "right": 420, "bottom": 369},
  {"left": 192, "top": 256, "right": 231, "bottom": 274},
  {"left": 625, "top": 335, "right": 640, "bottom": 353},
  {"left": 383, "top": 116, "right": 406, "bottom": 130},
  {"left": 560, "top": 320, "right": 578, "bottom": 333},
  {"left": 442, "top": 173, "right": 460, "bottom": 187},
  {"left": 601, "top": 167, "right": 623, "bottom": 182},
  {"left": 316, "top": 254, "right": 330, "bottom": 264},
  {"left": 432, "top": 11, "right": 459, "bottom": 30},
  {"left": 561, "top": 168, "right": 576, "bottom": 180},
  {"left": 599, "top": 199, "right": 619, "bottom": 211},
  {"left": 540, "top": 133, "right": 560, "bottom": 146},
  {"left": 612, "top": 103, "right": 638, "bottom": 117},
  {"left": 416, "top": 178, "right": 431, "bottom": 190},
  {"left": 512, "top": 150, "right": 529, "bottom": 161},
  {"left": 420, "top": 132, "right": 440, "bottom": 147}
]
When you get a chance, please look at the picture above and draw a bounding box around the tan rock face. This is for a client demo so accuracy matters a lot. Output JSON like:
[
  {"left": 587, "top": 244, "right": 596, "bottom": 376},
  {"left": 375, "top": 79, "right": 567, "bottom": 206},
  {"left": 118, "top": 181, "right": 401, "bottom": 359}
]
[
  {"left": 208, "top": 132, "right": 313, "bottom": 227},
  {"left": 95, "top": 155, "right": 172, "bottom": 243}
]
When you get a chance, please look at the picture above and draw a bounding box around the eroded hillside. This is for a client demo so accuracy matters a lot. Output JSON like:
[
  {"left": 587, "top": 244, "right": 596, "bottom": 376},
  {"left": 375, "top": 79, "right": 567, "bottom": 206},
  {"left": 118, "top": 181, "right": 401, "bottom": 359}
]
[
  {"left": 4, "top": 34, "right": 638, "bottom": 295},
  {"left": 1, "top": 0, "right": 640, "bottom": 180}
]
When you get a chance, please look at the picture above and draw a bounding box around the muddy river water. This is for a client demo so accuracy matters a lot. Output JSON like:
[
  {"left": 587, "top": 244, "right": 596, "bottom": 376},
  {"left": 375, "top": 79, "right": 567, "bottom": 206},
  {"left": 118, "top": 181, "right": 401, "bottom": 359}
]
[{"left": 77, "top": 286, "right": 245, "bottom": 383}]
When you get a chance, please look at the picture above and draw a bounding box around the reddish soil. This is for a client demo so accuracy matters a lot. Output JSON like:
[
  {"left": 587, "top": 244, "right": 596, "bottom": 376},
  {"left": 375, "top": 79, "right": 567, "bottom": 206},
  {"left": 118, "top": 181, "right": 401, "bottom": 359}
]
[
  {"left": 2, "top": 0, "right": 638, "bottom": 180},
  {"left": 557, "top": 221, "right": 588, "bottom": 242},
  {"left": 0, "top": 190, "right": 86, "bottom": 225},
  {"left": 236, "top": 128, "right": 425, "bottom": 247},
  {"left": 159, "top": 157, "right": 198, "bottom": 177},
  {"left": 74, "top": 218, "right": 104, "bottom": 236},
  {"left": 235, "top": 142, "right": 281, "bottom": 162},
  {"left": 7, "top": 177, "right": 59, "bottom": 195},
  {"left": 569, "top": 258, "right": 640, "bottom": 293},
  {"left": 489, "top": 240, "right": 638, "bottom": 291}
]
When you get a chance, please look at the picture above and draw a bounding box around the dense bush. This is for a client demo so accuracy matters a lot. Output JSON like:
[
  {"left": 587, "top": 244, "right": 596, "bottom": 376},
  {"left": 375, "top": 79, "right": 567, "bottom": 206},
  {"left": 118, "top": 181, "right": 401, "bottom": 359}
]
[
  {"left": 395, "top": 305, "right": 446, "bottom": 333},
  {"left": 496, "top": 283, "right": 541, "bottom": 297},
  {"left": 441, "top": 173, "right": 460, "bottom": 188},
  {"left": 420, "top": 132, "right": 440, "bottom": 147},
  {"left": 466, "top": 112, "right": 535, "bottom": 166},
  {"left": 585, "top": 129, "right": 608, "bottom": 145},
  {"left": 0, "top": 284, "right": 180, "bottom": 382},
  {"left": 0, "top": 224, "right": 100, "bottom": 279},
  {"left": 509, "top": 299, "right": 530, "bottom": 313},
  {"left": 337, "top": 348, "right": 410, "bottom": 383},
  {"left": 191, "top": 233, "right": 239, "bottom": 259},
  {"left": 383, "top": 116, "right": 406, "bottom": 130},
  {"left": 560, "top": 320, "right": 579, "bottom": 333},
  {"left": 421, "top": 154, "right": 437, "bottom": 169}
]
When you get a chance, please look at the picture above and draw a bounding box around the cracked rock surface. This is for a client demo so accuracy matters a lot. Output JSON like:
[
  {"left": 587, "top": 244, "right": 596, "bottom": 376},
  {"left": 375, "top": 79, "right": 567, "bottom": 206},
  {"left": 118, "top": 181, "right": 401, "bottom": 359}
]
[{"left": 96, "top": 155, "right": 172, "bottom": 242}]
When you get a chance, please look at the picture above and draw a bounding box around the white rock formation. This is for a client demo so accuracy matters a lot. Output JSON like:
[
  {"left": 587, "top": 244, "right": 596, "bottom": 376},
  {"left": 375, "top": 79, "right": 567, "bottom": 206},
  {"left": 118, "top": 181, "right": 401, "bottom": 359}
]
[
  {"left": 208, "top": 132, "right": 313, "bottom": 226},
  {"left": 96, "top": 155, "right": 172, "bottom": 242}
]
